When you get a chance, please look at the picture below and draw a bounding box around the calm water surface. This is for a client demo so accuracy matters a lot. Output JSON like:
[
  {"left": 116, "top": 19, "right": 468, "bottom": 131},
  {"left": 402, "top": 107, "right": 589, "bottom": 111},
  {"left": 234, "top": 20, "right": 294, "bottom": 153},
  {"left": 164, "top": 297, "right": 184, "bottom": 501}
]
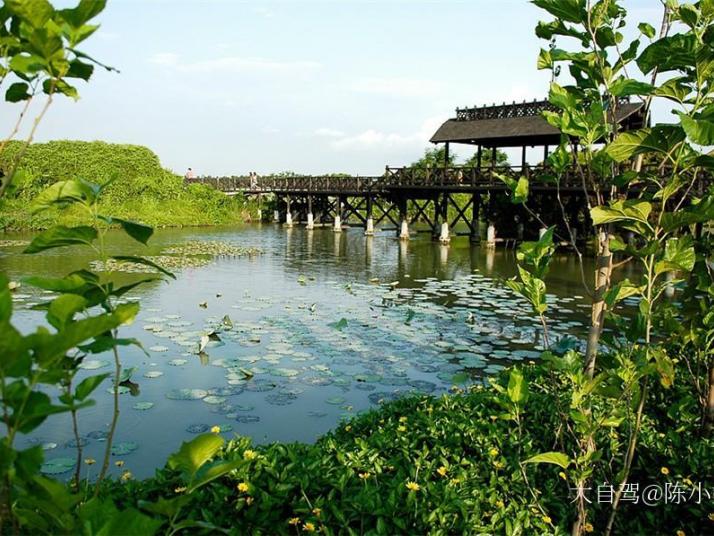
[{"left": 0, "top": 224, "right": 637, "bottom": 478}]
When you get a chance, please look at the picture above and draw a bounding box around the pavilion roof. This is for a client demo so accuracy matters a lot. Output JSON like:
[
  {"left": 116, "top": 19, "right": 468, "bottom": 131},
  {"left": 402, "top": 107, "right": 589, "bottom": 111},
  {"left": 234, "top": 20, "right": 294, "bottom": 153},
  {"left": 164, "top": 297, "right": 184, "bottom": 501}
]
[{"left": 429, "top": 98, "right": 645, "bottom": 148}]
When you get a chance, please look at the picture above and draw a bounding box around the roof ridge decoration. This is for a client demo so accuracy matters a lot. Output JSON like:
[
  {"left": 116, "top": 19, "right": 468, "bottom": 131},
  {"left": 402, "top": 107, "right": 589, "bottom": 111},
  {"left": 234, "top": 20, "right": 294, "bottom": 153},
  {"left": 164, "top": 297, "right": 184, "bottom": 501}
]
[{"left": 454, "top": 97, "right": 633, "bottom": 122}]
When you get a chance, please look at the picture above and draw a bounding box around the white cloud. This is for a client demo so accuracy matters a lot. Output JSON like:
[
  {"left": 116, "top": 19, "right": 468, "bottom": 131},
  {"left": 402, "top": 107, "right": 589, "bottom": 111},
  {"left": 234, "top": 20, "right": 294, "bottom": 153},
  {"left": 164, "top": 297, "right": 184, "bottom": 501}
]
[
  {"left": 329, "top": 116, "right": 445, "bottom": 151},
  {"left": 253, "top": 6, "right": 274, "bottom": 18},
  {"left": 148, "top": 53, "right": 320, "bottom": 75},
  {"left": 149, "top": 52, "right": 179, "bottom": 66},
  {"left": 314, "top": 127, "right": 344, "bottom": 138},
  {"left": 351, "top": 77, "right": 444, "bottom": 98}
]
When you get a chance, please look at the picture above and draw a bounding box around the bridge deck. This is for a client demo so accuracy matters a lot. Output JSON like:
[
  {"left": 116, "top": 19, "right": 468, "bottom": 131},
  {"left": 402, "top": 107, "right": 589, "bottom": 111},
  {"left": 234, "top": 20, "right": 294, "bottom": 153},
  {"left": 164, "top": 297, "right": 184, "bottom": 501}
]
[{"left": 187, "top": 165, "right": 593, "bottom": 196}]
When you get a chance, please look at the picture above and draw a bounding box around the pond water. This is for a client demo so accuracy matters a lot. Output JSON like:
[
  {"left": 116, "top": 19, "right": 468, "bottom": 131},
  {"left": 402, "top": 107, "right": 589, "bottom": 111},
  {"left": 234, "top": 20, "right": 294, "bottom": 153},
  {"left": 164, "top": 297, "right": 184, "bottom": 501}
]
[{"left": 0, "top": 224, "right": 639, "bottom": 478}]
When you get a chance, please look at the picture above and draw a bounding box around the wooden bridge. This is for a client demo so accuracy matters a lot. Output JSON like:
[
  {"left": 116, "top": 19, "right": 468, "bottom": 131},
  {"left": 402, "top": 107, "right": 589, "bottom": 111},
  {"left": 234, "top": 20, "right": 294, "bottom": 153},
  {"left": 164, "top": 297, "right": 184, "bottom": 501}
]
[
  {"left": 186, "top": 164, "right": 590, "bottom": 244},
  {"left": 187, "top": 98, "right": 650, "bottom": 244}
]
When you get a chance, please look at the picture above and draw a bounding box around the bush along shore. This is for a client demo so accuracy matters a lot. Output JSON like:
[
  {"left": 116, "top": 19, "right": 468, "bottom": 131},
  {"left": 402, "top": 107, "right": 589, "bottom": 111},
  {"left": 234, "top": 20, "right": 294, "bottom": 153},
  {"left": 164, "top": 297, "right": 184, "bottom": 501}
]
[{"left": 0, "top": 140, "right": 257, "bottom": 231}]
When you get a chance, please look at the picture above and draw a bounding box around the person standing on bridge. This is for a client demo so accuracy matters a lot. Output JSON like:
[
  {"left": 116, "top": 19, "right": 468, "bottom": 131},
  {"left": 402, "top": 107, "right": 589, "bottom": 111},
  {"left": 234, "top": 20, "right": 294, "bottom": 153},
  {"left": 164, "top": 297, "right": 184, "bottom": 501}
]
[
  {"left": 250, "top": 171, "right": 257, "bottom": 189},
  {"left": 185, "top": 167, "right": 196, "bottom": 181}
]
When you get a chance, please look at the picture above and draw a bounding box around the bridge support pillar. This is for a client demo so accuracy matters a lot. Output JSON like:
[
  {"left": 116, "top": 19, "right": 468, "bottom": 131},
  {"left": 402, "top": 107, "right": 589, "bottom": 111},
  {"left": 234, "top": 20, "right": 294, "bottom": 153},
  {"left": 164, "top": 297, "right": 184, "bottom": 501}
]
[
  {"left": 333, "top": 214, "right": 342, "bottom": 232},
  {"left": 486, "top": 224, "right": 496, "bottom": 248},
  {"left": 399, "top": 219, "right": 410, "bottom": 240},
  {"left": 273, "top": 210, "right": 280, "bottom": 223},
  {"left": 365, "top": 217, "right": 374, "bottom": 236},
  {"left": 439, "top": 222, "right": 450, "bottom": 244},
  {"left": 285, "top": 211, "right": 294, "bottom": 227},
  {"left": 306, "top": 212, "right": 314, "bottom": 230},
  {"left": 364, "top": 196, "right": 374, "bottom": 236}
]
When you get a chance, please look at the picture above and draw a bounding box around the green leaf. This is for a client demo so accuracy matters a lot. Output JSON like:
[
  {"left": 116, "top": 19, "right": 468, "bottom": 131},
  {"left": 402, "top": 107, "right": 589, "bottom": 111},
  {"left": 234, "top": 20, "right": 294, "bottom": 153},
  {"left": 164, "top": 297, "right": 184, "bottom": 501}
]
[
  {"left": 604, "top": 279, "right": 641, "bottom": 308},
  {"left": 524, "top": 451, "right": 571, "bottom": 469},
  {"left": 59, "top": 0, "right": 106, "bottom": 28},
  {"left": 6, "top": 82, "right": 31, "bottom": 102},
  {"left": 609, "top": 78, "right": 653, "bottom": 97},
  {"left": 531, "top": 0, "right": 586, "bottom": 23},
  {"left": 653, "top": 77, "right": 691, "bottom": 104},
  {"left": 167, "top": 433, "right": 225, "bottom": 480},
  {"left": 605, "top": 126, "right": 686, "bottom": 162},
  {"left": 638, "top": 22, "right": 656, "bottom": 39},
  {"left": 31, "top": 180, "right": 96, "bottom": 212},
  {"left": 75, "top": 373, "right": 110, "bottom": 401},
  {"left": 537, "top": 49, "right": 552, "bottom": 70},
  {"left": 111, "top": 256, "right": 176, "bottom": 279},
  {"left": 5, "top": 0, "right": 54, "bottom": 28},
  {"left": 507, "top": 370, "right": 529, "bottom": 404},
  {"left": 679, "top": 113, "right": 714, "bottom": 146},
  {"left": 189, "top": 459, "right": 245, "bottom": 493},
  {"left": 590, "top": 200, "right": 652, "bottom": 226},
  {"left": 24, "top": 273, "right": 91, "bottom": 293},
  {"left": 100, "top": 217, "right": 153, "bottom": 245},
  {"left": 0, "top": 274, "right": 12, "bottom": 323},
  {"left": 654, "top": 236, "right": 696, "bottom": 275},
  {"left": 47, "top": 294, "right": 87, "bottom": 329},
  {"left": 24, "top": 226, "right": 98, "bottom": 254},
  {"left": 637, "top": 33, "right": 697, "bottom": 74}
]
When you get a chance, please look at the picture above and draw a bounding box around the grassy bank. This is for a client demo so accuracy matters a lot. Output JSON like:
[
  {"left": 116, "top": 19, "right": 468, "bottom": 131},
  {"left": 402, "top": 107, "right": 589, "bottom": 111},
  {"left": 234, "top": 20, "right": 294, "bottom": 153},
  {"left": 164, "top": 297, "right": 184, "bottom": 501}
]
[
  {"left": 100, "top": 363, "right": 711, "bottom": 536},
  {"left": 0, "top": 140, "right": 256, "bottom": 231}
]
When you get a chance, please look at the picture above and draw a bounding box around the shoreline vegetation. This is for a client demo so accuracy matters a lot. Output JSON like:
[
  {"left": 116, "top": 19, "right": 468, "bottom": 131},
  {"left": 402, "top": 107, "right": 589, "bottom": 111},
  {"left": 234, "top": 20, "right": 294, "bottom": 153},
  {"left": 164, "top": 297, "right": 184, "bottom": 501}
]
[{"left": 0, "top": 140, "right": 258, "bottom": 232}]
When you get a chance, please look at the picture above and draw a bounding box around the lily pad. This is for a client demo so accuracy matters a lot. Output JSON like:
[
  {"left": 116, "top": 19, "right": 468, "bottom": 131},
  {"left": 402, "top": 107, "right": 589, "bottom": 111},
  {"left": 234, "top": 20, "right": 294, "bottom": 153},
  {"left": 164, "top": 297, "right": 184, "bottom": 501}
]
[
  {"left": 80, "top": 359, "right": 110, "bottom": 370},
  {"left": 165, "top": 388, "right": 208, "bottom": 400},
  {"left": 144, "top": 371, "right": 164, "bottom": 379},
  {"left": 133, "top": 402, "right": 155, "bottom": 410},
  {"left": 168, "top": 359, "right": 188, "bottom": 366},
  {"left": 41, "top": 457, "right": 75, "bottom": 475},
  {"left": 111, "top": 441, "right": 138, "bottom": 456},
  {"left": 235, "top": 415, "right": 260, "bottom": 423},
  {"left": 149, "top": 345, "right": 169, "bottom": 353},
  {"left": 186, "top": 424, "right": 209, "bottom": 434},
  {"left": 203, "top": 395, "right": 227, "bottom": 405},
  {"left": 325, "top": 396, "right": 346, "bottom": 405}
]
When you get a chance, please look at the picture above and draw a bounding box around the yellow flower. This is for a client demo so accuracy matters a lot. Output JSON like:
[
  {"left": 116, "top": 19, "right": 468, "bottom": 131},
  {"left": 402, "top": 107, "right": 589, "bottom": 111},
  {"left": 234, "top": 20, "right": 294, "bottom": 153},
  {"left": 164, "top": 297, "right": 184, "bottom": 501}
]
[
  {"left": 683, "top": 477, "right": 693, "bottom": 486},
  {"left": 246, "top": 496, "right": 254, "bottom": 505},
  {"left": 312, "top": 508, "right": 321, "bottom": 517},
  {"left": 243, "top": 449, "right": 257, "bottom": 460},
  {"left": 399, "top": 416, "right": 408, "bottom": 423},
  {"left": 437, "top": 466, "right": 448, "bottom": 477},
  {"left": 345, "top": 425, "right": 352, "bottom": 432},
  {"left": 493, "top": 461, "right": 505, "bottom": 469},
  {"left": 211, "top": 425, "right": 221, "bottom": 434},
  {"left": 489, "top": 448, "right": 499, "bottom": 457},
  {"left": 495, "top": 500, "right": 505, "bottom": 509},
  {"left": 676, "top": 531, "right": 685, "bottom": 536},
  {"left": 397, "top": 425, "right": 407, "bottom": 433},
  {"left": 114, "top": 460, "right": 125, "bottom": 467},
  {"left": 84, "top": 458, "right": 96, "bottom": 465},
  {"left": 449, "top": 478, "right": 461, "bottom": 485},
  {"left": 302, "top": 522, "right": 316, "bottom": 532},
  {"left": 175, "top": 486, "right": 187, "bottom": 493},
  {"left": 237, "top": 482, "right": 249, "bottom": 493},
  {"left": 358, "top": 472, "right": 370, "bottom": 480},
  {"left": 558, "top": 471, "right": 567, "bottom": 480},
  {"left": 542, "top": 515, "right": 552, "bottom": 524},
  {"left": 709, "top": 513, "right": 714, "bottom": 521},
  {"left": 120, "top": 470, "right": 133, "bottom": 482},
  {"left": 584, "top": 522, "right": 594, "bottom": 533},
  {"left": 406, "top": 481, "right": 420, "bottom": 492},
  {"left": 661, "top": 467, "right": 670, "bottom": 475},
  {"left": 288, "top": 517, "right": 301, "bottom": 526}
]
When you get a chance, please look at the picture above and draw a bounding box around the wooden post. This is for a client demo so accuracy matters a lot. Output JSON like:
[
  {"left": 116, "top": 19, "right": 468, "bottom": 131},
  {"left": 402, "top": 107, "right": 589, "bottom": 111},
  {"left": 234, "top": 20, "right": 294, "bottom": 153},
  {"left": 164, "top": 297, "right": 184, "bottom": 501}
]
[
  {"left": 491, "top": 146, "right": 497, "bottom": 168},
  {"left": 444, "top": 142, "right": 450, "bottom": 167},
  {"left": 521, "top": 146, "right": 527, "bottom": 169},
  {"left": 470, "top": 193, "right": 480, "bottom": 243},
  {"left": 477, "top": 145, "right": 482, "bottom": 170}
]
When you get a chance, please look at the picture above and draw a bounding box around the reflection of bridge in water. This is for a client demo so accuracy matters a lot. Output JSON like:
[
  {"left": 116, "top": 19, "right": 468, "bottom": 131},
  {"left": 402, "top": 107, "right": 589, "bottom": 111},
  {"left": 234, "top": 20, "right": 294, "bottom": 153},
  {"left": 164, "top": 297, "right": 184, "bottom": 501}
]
[{"left": 190, "top": 98, "right": 652, "bottom": 244}]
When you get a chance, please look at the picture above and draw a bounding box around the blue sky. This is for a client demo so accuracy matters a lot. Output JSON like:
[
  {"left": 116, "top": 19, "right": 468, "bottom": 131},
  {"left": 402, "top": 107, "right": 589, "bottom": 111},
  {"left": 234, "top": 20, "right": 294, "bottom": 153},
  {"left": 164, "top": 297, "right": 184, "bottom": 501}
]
[{"left": 4, "top": 0, "right": 665, "bottom": 176}]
